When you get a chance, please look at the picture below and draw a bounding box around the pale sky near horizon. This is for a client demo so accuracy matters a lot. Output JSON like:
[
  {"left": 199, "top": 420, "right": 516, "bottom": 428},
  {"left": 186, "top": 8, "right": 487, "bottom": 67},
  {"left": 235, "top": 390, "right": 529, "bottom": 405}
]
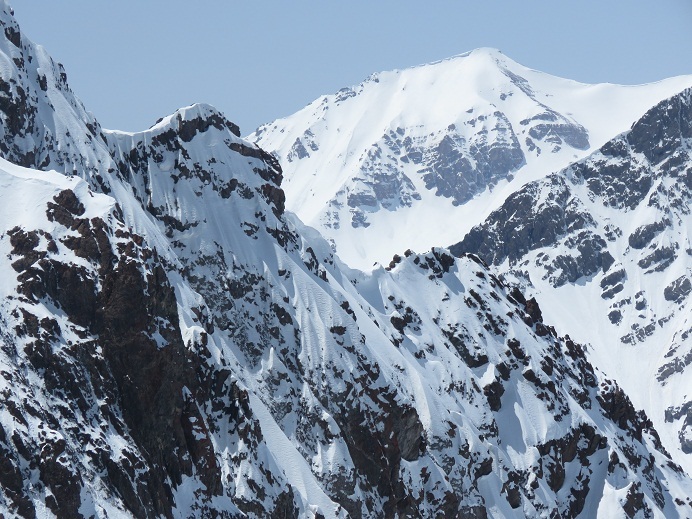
[{"left": 10, "top": 1, "right": 692, "bottom": 135}]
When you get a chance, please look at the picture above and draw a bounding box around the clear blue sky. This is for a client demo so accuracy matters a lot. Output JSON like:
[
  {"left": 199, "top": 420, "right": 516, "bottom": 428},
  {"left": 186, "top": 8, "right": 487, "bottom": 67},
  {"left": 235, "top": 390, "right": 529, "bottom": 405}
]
[{"left": 10, "top": 1, "right": 692, "bottom": 135}]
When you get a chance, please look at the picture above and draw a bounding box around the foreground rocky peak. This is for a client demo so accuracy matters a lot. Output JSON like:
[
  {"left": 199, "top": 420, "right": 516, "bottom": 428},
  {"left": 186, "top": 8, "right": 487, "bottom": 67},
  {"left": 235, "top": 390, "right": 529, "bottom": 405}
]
[
  {"left": 104, "top": 101, "right": 285, "bottom": 227},
  {"left": 144, "top": 103, "right": 241, "bottom": 138}
]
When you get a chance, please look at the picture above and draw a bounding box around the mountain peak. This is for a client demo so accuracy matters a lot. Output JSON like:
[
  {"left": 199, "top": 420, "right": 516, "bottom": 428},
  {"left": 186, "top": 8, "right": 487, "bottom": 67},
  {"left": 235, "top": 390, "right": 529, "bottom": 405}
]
[
  {"left": 363, "top": 47, "right": 514, "bottom": 86},
  {"left": 146, "top": 103, "right": 241, "bottom": 138},
  {"left": 454, "top": 46, "right": 506, "bottom": 62},
  {"left": 455, "top": 47, "right": 522, "bottom": 73}
]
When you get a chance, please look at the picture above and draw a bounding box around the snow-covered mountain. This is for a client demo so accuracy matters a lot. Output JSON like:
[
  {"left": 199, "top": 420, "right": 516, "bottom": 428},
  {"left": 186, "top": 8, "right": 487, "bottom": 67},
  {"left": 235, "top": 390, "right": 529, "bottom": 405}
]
[
  {"left": 451, "top": 88, "right": 692, "bottom": 477},
  {"left": 250, "top": 49, "right": 692, "bottom": 270},
  {"left": 4, "top": 143, "right": 691, "bottom": 517},
  {"left": 1, "top": 1, "right": 692, "bottom": 517}
]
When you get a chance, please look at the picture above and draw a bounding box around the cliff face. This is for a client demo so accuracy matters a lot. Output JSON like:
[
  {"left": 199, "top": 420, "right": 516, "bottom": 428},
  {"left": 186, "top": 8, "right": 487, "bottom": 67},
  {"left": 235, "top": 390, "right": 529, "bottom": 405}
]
[
  {"left": 0, "top": 167, "right": 200, "bottom": 517},
  {"left": 0, "top": 2, "right": 691, "bottom": 518}
]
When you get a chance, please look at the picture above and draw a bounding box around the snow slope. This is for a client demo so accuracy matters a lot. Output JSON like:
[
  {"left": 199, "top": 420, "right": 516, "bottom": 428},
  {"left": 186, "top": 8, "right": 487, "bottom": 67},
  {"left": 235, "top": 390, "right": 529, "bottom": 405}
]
[{"left": 251, "top": 48, "right": 692, "bottom": 270}]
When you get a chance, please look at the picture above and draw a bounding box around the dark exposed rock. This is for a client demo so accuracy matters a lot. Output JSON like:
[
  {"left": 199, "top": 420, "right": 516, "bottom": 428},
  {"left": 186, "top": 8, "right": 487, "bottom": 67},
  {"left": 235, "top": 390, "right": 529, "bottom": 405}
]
[
  {"left": 622, "top": 483, "right": 649, "bottom": 519},
  {"left": 502, "top": 477, "right": 522, "bottom": 509},
  {"left": 608, "top": 310, "right": 622, "bottom": 325},
  {"left": 386, "top": 253, "right": 403, "bottom": 271},
  {"left": 663, "top": 275, "right": 691, "bottom": 303},
  {"left": 600, "top": 268, "right": 626, "bottom": 290},
  {"left": 598, "top": 382, "right": 656, "bottom": 445},
  {"left": 49, "top": 189, "right": 86, "bottom": 218},
  {"left": 273, "top": 488, "right": 300, "bottom": 518},
  {"left": 5, "top": 190, "right": 232, "bottom": 517},
  {"left": 522, "top": 109, "right": 589, "bottom": 150},
  {"left": 4, "top": 25, "right": 20, "bottom": 47},
  {"left": 635, "top": 293, "right": 647, "bottom": 311},
  {"left": 474, "top": 457, "right": 493, "bottom": 479},
  {"left": 8, "top": 227, "right": 44, "bottom": 274},
  {"left": 288, "top": 137, "right": 310, "bottom": 161},
  {"left": 333, "top": 393, "right": 426, "bottom": 518},
  {"left": 397, "top": 407, "right": 426, "bottom": 462},
  {"left": 508, "top": 286, "right": 526, "bottom": 306},
  {"left": 228, "top": 142, "right": 282, "bottom": 184},
  {"left": 664, "top": 403, "right": 692, "bottom": 454},
  {"left": 39, "top": 439, "right": 82, "bottom": 518},
  {"left": 536, "top": 423, "right": 605, "bottom": 517},
  {"left": 177, "top": 110, "right": 241, "bottom": 141},
  {"left": 335, "top": 141, "right": 421, "bottom": 227},
  {"left": 450, "top": 176, "right": 601, "bottom": 276},
  {"left": 346, "top": 165, "right": 420, "bottom": 212},
  {"left": 628, "top": 90, "right": 692, "bottom": 164},
  {"left": 524, "top": 297, "right": 543, "bottom": 324},
  {"left": 601, "top": 283, "right": 624, "bottom": 300},
  {"left": 573, "top": 156, "right": 653, "bottom": 210},
  {"left": 628, "top": 220, "right": 670, "bottom": 249},
  {"left": 442, "top": 326, "right": 489, "bottom": 368},
  {"left": 638, "top": 245, "right": 677, "bottom": 272},
  {"left": 419, "top": 114, "right": 525, "bottom": 206},
  {"left": 261, "top": 182, "right": 286, "bottom": 216},
  {"left": 483, "top": 380, "right": 505, "bottom": 411},
  {"left": 0, "top": 432, "right": 35, "bottom": 518}
]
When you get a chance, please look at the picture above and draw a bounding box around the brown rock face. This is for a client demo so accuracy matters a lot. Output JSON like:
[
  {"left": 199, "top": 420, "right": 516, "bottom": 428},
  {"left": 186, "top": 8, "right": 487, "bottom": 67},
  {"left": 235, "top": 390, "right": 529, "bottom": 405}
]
[{"left": 5, "top": 190, "right": 224, "bottom": 517}]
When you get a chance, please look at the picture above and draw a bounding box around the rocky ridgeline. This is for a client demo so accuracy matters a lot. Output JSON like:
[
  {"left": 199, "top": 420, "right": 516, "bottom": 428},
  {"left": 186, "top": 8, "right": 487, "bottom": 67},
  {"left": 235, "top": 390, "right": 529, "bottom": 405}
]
[{"left": 2, "top": 169, "right": 690, "bottom": 516}]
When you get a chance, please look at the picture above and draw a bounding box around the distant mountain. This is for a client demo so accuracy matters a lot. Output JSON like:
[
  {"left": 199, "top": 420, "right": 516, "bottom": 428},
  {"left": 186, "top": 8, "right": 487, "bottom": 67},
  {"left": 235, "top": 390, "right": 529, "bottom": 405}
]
[
  {"left": 0, "top": 1, "right": 691, "bottom": 518},
  {"left": 251, "top": 48, "right": 692, "bottom": 270}
]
